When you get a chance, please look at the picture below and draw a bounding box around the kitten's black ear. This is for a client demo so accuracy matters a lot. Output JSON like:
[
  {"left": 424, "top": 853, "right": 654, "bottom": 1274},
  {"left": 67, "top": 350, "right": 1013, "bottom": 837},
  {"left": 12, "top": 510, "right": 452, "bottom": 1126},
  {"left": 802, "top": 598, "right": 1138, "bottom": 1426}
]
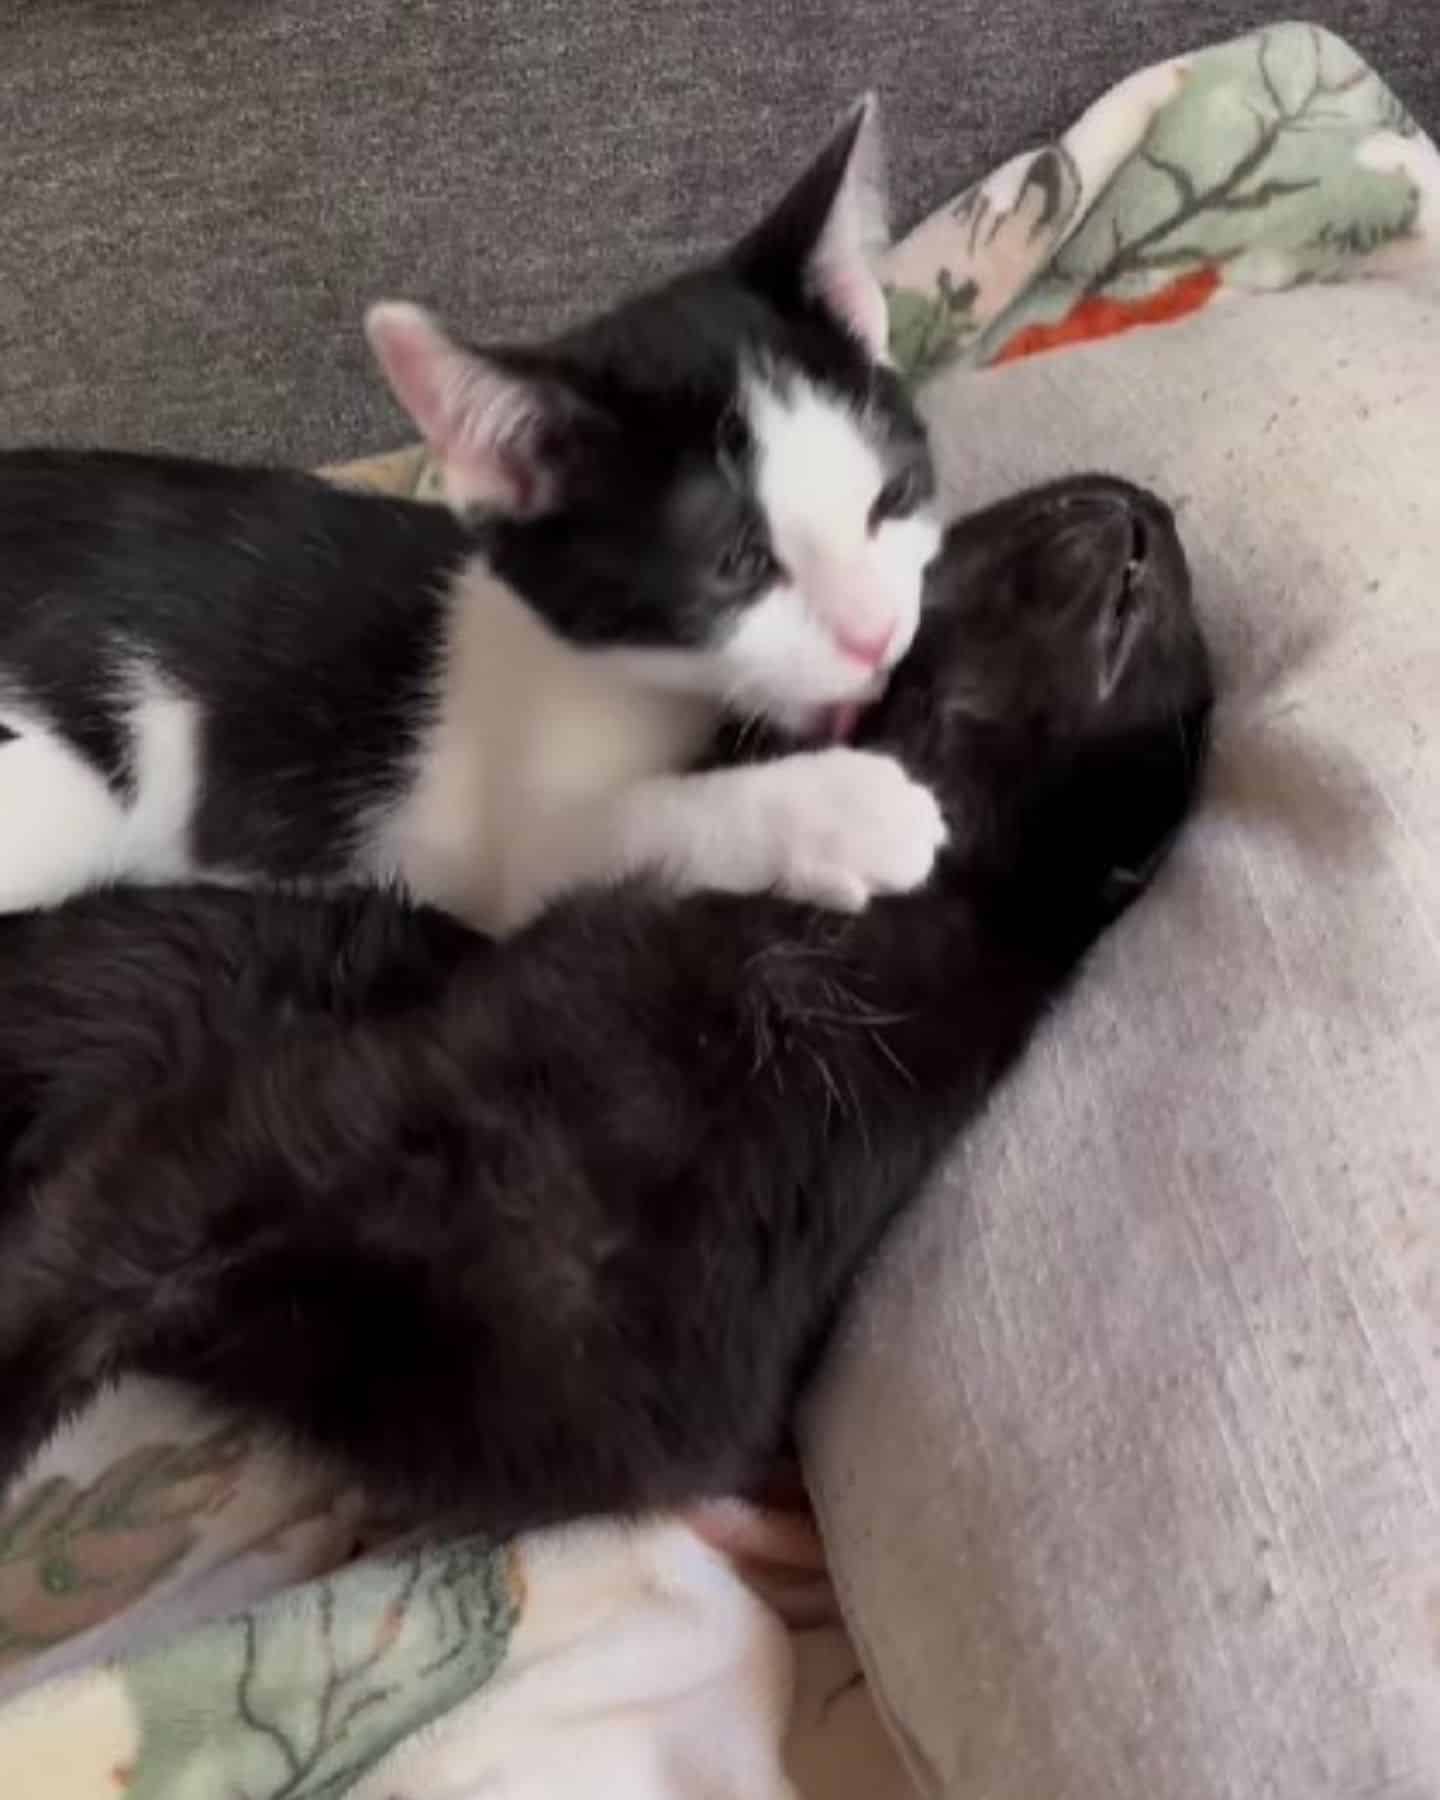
[
  {"left": 731, "top": 95, "right": 890, "bottom": 359},
  {"left": 366, "top": 303, "right": 604, "bottom": 518}
]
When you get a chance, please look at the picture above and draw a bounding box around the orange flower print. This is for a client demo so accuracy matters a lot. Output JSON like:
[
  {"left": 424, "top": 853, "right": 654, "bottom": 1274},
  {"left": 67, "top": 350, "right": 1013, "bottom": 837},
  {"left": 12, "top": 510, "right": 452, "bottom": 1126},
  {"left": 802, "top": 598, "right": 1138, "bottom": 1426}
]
[{"left": 990, "top": 266, "right": 1223, "bottom": 366}]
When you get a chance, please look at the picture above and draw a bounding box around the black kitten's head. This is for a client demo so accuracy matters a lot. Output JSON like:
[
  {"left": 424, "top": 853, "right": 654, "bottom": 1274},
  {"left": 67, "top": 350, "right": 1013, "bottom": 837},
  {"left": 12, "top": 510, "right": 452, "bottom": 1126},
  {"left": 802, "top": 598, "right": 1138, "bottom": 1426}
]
[
  {"left": 864, "top": 476, "right": 1214, "bottom": 923},
  {"left": 366, "top": 100, "right": 936, "bottom": 735}
]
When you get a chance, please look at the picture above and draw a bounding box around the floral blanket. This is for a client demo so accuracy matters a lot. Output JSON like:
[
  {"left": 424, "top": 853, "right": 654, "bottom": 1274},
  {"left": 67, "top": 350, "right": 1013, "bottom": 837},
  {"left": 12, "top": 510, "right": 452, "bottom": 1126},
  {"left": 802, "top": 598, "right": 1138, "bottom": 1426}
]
[{"left": 1, "top": 23, "right": 1434, "bottom": 1799}]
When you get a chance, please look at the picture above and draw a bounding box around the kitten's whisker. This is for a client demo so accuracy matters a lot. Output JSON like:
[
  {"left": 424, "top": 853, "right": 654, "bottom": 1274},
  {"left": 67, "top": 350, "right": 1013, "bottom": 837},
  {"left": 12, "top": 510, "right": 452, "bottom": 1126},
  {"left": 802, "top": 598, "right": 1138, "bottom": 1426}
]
[
  {"left": 867, "top": 1029, "right": 916, "bottom": 1088},
  {"left": 798, "top": 1005, "right": 907, "bottom": 1028},
  {"left": 804, "top": 1044, "right": 848, "bottom": 1126},
  {"left": 841, "top": 1062, "right": 872, "bottom": 1160}
]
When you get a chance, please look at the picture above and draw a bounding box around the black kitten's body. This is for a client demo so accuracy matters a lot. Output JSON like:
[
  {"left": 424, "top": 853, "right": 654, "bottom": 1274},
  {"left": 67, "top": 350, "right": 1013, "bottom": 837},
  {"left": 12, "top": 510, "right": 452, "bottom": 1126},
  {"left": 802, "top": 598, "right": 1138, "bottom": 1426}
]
[{"left": 0, "top": 479, "right": 1213, "bottom": 1530}]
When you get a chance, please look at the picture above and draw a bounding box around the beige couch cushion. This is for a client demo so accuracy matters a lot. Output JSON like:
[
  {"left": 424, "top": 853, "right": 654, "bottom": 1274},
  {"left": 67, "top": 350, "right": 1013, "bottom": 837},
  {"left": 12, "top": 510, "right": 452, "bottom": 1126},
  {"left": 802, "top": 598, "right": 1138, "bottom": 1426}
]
[{"left": 805, "top": 271, "right": 1440, "bottom": 1798}]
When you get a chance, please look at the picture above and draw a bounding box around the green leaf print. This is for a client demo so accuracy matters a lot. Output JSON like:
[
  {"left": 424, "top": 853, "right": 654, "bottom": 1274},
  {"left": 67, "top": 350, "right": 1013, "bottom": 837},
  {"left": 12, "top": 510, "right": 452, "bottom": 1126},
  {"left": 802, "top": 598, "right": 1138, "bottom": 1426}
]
[
  {"left": 0, "top": 1430, "right": 254, "bottom": 1671},
  {"left": 887, "top": 268, "right": 980, "bottom": 385},
  {"left": 1053, "top": 23, "right": 1422, "bottom": 299},
  {"left": 122, "top": 1536, "right": 521, "bottom": 1799}
]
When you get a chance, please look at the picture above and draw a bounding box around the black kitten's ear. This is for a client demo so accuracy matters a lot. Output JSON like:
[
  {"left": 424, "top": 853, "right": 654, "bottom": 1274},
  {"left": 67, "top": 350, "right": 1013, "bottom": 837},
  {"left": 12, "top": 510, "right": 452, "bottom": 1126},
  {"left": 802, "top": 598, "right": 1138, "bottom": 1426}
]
[
  {"left": 366, "top": 303, "right": 603, "bottom": 518},
  {"left": 731, "top": 95, "right": 890, "bottom": 359}
]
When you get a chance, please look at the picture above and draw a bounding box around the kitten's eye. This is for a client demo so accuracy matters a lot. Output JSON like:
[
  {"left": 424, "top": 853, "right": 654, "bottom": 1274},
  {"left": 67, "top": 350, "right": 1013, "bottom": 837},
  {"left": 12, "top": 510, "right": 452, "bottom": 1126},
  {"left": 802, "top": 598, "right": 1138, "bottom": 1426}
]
[
  {"left": 716, "top": 407, "right": 749, "bottom": 482},
  {"left": 869, "top": 466, "right": 926, "bottom": 531},
  {"left": 716, "top": 532, "right": 779, "bottom": 596}
]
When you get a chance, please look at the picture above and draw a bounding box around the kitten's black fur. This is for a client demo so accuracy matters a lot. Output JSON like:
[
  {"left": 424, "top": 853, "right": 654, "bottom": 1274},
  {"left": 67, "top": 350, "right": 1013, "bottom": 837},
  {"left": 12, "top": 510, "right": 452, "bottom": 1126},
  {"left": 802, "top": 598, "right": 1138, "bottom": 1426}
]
[
  {"left": 472, "top": 156, "right": 930, "bottom": 649},
  {"left": 0, "top": 451, "right": 462, "bottom": 872},
  {"left": 0, "top": 478, "right": 1212, "bottom": 1530}
]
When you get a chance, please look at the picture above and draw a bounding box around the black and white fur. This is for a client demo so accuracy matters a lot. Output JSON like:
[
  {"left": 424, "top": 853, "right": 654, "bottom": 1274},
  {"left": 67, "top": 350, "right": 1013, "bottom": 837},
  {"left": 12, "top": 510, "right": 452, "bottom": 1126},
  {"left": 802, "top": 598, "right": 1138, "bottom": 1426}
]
[
  {"left": 0, "top": 101, "right": 944, "bottom": 932},
  {"left": 0, "top": 478, "right": 1212, "bottom": 1522}
]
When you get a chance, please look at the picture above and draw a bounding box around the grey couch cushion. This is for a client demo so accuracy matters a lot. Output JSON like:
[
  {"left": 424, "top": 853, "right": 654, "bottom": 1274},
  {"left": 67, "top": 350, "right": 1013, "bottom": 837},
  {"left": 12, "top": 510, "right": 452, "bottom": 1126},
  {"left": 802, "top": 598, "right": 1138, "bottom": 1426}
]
[
  {"left": 804, "top": 270, "right": 1440, "bottom": 1798},
  {"left": 2, "top": 3, "right": 1435, "bottom": 464}
]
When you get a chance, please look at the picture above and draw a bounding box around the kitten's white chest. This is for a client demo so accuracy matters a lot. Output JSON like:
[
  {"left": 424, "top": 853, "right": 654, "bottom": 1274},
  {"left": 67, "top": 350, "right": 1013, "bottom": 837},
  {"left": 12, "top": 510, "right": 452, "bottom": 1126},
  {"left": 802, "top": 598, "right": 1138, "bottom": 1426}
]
[{"left": 370, "top": 562, "right": 715, "bottom": 930}]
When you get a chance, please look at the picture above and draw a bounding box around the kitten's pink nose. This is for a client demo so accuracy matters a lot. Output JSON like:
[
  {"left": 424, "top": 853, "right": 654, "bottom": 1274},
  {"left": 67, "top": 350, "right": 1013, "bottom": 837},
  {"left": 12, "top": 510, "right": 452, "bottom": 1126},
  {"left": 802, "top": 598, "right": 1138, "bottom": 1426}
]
[{"left": 834, "top": 622, "right": 896, "bottom": 669}]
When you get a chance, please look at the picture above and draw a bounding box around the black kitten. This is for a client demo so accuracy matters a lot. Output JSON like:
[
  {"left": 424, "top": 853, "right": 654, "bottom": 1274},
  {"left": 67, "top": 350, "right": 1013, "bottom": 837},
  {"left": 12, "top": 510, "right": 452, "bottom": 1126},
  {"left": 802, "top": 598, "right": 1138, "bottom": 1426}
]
[{"left": 0, "top": 478, "right": 1213, "bottom": 1533}]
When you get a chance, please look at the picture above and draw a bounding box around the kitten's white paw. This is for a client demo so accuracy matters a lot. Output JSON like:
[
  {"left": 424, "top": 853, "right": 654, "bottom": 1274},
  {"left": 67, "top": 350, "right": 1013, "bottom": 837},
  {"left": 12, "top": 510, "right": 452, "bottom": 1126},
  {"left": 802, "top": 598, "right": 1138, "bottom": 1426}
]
[{"left": 741, "top": 748, "right": 947, "bottom": 912}]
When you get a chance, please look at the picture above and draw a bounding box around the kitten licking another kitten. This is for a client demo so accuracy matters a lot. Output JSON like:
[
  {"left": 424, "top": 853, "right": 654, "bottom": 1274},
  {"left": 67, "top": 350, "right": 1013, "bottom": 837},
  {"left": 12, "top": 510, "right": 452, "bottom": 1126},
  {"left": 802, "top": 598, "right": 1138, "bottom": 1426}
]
[
  {"left": 0, "top": 478, "right": 1214, "bottom": 1526},
  {"left": 0, "top": 100, "right": 943, "bottom": 930},
  {"left": 0, "top": 111, "right": 1218, "bottom": 1544}
]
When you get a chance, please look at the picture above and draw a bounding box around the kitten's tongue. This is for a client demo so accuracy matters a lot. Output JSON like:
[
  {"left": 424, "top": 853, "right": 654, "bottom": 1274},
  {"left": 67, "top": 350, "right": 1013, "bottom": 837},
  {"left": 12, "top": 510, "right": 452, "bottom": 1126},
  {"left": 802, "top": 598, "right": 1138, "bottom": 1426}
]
[
  {"left": 811, "top": 671, "right": 889, "bottom": 743},
  {"left": 824, "top": 702, "right": 863, "bottom": 742}
]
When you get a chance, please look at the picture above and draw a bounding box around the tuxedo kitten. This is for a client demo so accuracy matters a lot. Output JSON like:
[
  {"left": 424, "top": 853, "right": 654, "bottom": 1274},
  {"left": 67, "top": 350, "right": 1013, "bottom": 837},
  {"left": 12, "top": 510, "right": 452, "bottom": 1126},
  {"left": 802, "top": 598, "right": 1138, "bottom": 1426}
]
[
  {"left": 0, "top": 99, "right": 943, "bottom": 932},
  {"left": 0, "top": 477, "right": 1212, "bottom": 1525}
]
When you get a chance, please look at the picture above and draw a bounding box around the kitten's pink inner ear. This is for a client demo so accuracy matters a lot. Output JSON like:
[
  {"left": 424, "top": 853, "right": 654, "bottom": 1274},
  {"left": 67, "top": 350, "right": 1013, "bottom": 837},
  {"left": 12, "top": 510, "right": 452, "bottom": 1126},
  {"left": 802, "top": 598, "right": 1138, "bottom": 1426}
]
[
  {"left": 364, "top": 302, "right": 553, "bottom": 516},
  {"left": 812, "top": 262, "right": 890, "bottom": 362},
  {"left": 809, "top": 98, "right": 892, "bottom": 360}
]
